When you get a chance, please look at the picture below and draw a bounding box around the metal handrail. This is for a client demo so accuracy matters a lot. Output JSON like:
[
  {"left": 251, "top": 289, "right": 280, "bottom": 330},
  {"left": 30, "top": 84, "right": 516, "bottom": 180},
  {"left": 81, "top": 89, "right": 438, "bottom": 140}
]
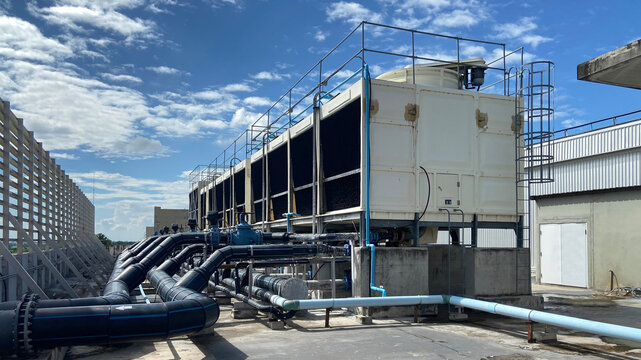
[
  {"left": 553, "top": 109, "right": 641, "bottom": 138},
  {"left": 189, "top": 21, "right": 512, "bottom": 185}
]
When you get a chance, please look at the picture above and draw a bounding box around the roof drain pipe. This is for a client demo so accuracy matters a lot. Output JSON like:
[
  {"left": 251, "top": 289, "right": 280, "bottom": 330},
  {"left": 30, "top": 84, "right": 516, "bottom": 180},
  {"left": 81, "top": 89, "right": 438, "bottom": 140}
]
[{"left": 364, "top": 64, "right": 386, "bottom": 297}]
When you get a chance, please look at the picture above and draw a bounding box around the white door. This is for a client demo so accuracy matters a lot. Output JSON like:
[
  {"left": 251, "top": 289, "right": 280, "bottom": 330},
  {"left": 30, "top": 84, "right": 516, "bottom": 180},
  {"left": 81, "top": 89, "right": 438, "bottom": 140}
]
[{"left": 540, "top": 223, "right": 588, "bottom": 288}]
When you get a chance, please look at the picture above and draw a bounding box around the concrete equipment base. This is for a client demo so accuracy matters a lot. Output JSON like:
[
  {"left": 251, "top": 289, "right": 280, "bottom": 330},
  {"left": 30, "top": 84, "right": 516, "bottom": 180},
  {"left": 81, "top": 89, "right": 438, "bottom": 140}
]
[
  {"left": 216, "top": 296, "right": 232, "bottom": 305},
  {"left": 267, "top": 320, "right": 285, "bottom": 330},
  {"left": 356, "top": 315, "right": 373, "bottom": 325},
  {"left": 448, "top": 307, "right": 469, "bottom": 322},
  {"left": 532, "top": 323, "right": 558, "bottom": 343},
  {"left": 231, "top": 301, "right": 258, "bottom": 319}
]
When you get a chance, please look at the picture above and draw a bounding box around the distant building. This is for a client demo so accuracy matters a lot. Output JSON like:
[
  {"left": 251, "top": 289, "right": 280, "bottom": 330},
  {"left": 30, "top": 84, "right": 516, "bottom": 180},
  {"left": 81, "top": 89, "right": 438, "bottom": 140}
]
[
  {"left": 145, "top": 206, "right": 189, "bottom": 237},
  {"left": 145, "top": 226, "right": 155, "bottom": 238}
]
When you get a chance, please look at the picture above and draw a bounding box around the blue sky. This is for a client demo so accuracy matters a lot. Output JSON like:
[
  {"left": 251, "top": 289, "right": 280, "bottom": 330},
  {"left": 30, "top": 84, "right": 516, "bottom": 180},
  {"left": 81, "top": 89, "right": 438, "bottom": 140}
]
[{"left": 0, "top": 0, "right": 638, "bottom": 242}]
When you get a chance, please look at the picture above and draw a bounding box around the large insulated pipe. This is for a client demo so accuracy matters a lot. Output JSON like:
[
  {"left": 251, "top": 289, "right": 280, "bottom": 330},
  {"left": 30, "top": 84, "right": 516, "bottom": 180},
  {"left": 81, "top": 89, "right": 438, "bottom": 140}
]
[
  {"left": 115, "top": 232, "right": 207, "bottom": 292},
  {"left": 157, "top": 244, "right": 205, "bottom": 276},
  {"left": 120, "top": 235, "right": 159, "bottom": 261},
  {"left": 233, "top": 271, "right": 308, "bottom": 300},
  {"left": 174, "top": 244, "right": 325, "bottom": 293},
  {"left": 0, "top": 294, "right": 218, "bottom": 355},
  {"left": 119, "top": 235, "right": 168, "bottom": 268}
]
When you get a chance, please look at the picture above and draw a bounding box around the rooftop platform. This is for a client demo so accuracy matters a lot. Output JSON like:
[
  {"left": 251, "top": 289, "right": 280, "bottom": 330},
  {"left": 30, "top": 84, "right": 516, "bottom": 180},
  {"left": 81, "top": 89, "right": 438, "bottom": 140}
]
[{"left": 69, "top": 290, "right": 641, "bottom": 360}]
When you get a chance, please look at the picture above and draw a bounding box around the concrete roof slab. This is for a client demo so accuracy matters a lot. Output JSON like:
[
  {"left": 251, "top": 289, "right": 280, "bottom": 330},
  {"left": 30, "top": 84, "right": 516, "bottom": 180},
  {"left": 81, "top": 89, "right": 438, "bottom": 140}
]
[{"left": 577, "top": 39, "right": 641, "bottom": 89}]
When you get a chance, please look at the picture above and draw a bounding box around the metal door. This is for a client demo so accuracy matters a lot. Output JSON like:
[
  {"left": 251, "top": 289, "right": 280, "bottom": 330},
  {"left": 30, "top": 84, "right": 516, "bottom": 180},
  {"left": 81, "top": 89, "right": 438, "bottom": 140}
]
[{"left": 540, "top": 223, "right": 587, "bottom": 287}]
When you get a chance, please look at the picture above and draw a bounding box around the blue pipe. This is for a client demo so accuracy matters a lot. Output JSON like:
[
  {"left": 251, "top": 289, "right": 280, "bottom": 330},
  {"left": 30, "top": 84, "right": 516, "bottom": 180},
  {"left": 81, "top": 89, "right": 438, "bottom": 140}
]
[
  {"left": 138, "top": 284, "right": 150, "bottom": 304},
  {"left": 275, "top": 295, "right": 443, "bottom": 311},
  {"left": 447, "top": 296, "right": 641, "bottom": 344},
  {"left": 264, "top": 292, "right": 641, "bottom": 343},
  {"left": 364, "top": 65, "right": 386, "bottom": 297}
]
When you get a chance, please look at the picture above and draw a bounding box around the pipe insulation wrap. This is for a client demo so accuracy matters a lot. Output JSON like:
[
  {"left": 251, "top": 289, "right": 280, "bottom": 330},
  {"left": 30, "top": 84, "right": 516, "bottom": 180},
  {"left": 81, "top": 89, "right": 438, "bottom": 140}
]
[{"left": 236, "top": 270, "right": 309, "bottom": 300}]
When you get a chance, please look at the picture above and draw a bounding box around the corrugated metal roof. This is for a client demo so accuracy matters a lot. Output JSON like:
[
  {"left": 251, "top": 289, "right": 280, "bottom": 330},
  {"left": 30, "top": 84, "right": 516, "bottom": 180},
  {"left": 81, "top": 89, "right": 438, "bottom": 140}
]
[{"left": 529, "top": 116, "right": 641, "bottom": 198}]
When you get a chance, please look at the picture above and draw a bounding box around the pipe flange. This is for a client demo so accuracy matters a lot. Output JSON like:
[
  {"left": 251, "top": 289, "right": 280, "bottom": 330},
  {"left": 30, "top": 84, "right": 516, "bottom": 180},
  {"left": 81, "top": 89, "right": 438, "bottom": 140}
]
[{"left": 16, "top": 293, "right": 39, "bottom": 358}]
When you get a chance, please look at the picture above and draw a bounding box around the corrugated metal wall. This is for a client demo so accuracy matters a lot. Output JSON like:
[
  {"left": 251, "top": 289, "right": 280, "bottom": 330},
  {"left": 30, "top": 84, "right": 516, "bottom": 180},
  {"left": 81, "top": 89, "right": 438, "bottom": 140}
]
[{"left": 530, "top": 119, "right": 641, "bottom": 197}]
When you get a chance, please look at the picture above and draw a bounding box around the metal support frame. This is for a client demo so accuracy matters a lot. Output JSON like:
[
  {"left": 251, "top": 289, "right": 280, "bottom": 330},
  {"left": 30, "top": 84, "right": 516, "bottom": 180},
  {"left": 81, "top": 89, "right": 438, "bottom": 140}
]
[
  {"left": 54, "top": 227, "right": 106, "bottom": 285},
  {"left": 33, "top": 223, "right": 98, "bottom": 296},
  {"left": 6, "top": 213, "right": 78, "bottom": 297},
  {"left": 0, "top": 241, "right": 48, "bottom": 298},
  {"left": 1, "top": 99, "right": 95, "bottom": 300}
]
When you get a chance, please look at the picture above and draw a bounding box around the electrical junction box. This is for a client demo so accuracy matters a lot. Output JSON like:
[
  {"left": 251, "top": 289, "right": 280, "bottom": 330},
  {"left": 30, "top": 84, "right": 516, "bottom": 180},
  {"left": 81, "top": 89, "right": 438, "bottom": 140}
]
[{"left": 436, "top": 173, "right": 460, "bottom": 208}]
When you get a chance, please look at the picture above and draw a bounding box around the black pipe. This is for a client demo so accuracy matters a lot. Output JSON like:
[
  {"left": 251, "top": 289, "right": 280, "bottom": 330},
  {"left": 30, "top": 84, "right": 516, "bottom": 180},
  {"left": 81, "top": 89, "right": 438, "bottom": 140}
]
[
  {"left": 120, "top": 235, "right": 159, "bottom": 261},
  {"left": 175, "top": 244, "right": 326, "bottom": 293},
  {"left": 28, "top": 295, "right": 218, "bottom": 350},
  {"left": 115, "top": 232, "right": 207, "bottom": 292},
  {"left": 157, "top": 244, "right": 205, "bottom": 276},
  {"left": 119, "top": 236, "right": 168, "bottom": 268}
]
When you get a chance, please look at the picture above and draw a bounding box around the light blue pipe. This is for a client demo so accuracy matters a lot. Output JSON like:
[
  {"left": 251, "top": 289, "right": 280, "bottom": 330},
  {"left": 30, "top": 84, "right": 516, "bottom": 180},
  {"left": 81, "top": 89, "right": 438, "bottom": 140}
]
[
  {"left": 272, "top": 294, "right": 444, "bottom": 311},
  {"left": 265, "top": 291, "right": 641, "bottom": 343},
  {"left": 364, "top": 65, "right": 386, "bottom": 297},
  {"left": 138, "top": 284, "right": 150, "bottom": 304},
  {"left": 367, "top": 243, "right": 386, "bottom": 296},
  {"left": 448, "top": 296, "right": 641, "bottom": 343}
]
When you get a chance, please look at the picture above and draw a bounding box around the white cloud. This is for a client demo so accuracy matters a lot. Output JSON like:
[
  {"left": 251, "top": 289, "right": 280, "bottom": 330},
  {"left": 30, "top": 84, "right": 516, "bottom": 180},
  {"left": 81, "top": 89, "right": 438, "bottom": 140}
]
[
  {"left": 392, "top": 16, "right": 427, "bottom": 29},
  {"left": 101, "top": 73, "right": 142, "bottom": 83},
  {"left": 250, "top": 71, "right": 288, "bottom": 81},
  {"left": 221, "top": 83, "right": 253, "bottom": 92},
  {"left": 119, "top": 136, "right": 167, "bottom": 159},
  {"left": 326, "top": 2, "right": 383, "bottom": 26},
  {"left": 230, "top": 108, "right": 262, "bottom": 128},
  {"left": 399, "top": 0, "right": 451, "bottom": 11},
  {"left": 314, "top": 30, "right": 327, "bottom": 42},
  {"left": 29, "top": 2, "right": 155, "bottom": 43},
  {"left": 71, "top": 170, "right": 188, "bottom": 242},
  {"left": 0, "top": 15, "right": 267, "bottom": 159},
  {"left": 0, "top": 0, "right": 11, "bottom": 15},
  {"left": 51, "top": 152, "right": 79, "bottom": 160},
  {"left": 147, "top": 65, "right": 181, "bottom": 74},
  {"left": 0, "top": 15, "right": 73, "bottom": 62},
  {"left": 243, "top": 96, "right": 272, "bottom": 108},
  {"left": 493, "top": 17, "right": 552, "bottom": 50},
  {"left": 494, "top": 17, "right": 538, "bottom": 39},
  {"left": 432, "top": 9, "right": 479, "bottom": 28},
  {"left": 521, "top": 34, "right": 552, "bottom": 48}
]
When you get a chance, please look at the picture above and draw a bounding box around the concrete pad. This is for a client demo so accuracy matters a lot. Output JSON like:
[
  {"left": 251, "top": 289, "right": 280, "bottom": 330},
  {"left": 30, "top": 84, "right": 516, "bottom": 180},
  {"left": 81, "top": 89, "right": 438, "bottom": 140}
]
[
  {"left": 231, "top": 301, "right": 258, "bottom": 319},
  {"left": 69, "top": 307, "right": 639, "bottom": 359}
]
